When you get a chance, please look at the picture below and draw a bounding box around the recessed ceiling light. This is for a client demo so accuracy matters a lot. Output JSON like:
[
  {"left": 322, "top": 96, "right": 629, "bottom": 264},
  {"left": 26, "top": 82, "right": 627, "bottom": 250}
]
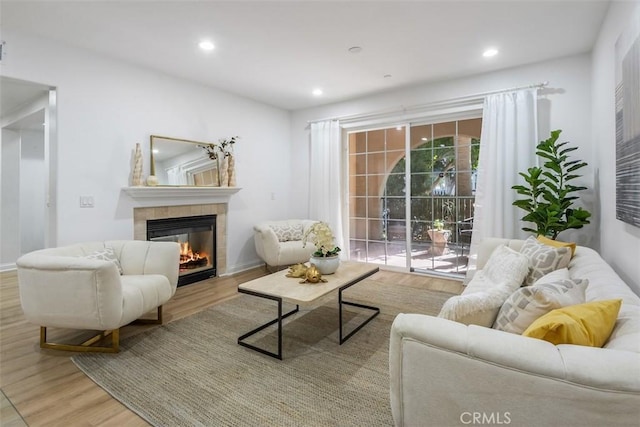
[
  {"left": 483, "top": 48, "right": 498, "bottom": 58},
  {"left": 198, "top": 40, "right": 215, "bottom": 51},
  {"left": 153, "top": 149, "right": 159, "bottom": 154},
  {"left": 348, "top": 46, "right": 362, "bottom": 54},
  {"left": 312, "top": 88, "right": 323, "bottom": 96},
  {"left": 396, "top": 126, "right": 403, "bottom": 131},
  {"left": 421, "top": 137, "right": 428, "bottom": 141}
]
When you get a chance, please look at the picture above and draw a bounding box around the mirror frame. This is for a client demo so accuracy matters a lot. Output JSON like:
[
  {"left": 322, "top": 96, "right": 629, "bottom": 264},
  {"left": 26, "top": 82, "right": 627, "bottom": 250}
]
[{"left": 149, "top": 135, "right": 219, "bottom": 187}]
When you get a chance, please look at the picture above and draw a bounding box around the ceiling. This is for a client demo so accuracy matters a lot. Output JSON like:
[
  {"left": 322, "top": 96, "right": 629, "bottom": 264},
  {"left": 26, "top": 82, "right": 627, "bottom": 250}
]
[{"left": 1, "top": 1, "right": 610, "bottom": 110}]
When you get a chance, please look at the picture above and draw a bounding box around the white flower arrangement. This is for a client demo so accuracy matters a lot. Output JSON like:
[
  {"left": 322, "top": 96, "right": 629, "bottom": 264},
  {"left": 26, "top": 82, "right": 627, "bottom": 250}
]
[{"left": 302, "top": 221, "right": 341, "bottom": 257}]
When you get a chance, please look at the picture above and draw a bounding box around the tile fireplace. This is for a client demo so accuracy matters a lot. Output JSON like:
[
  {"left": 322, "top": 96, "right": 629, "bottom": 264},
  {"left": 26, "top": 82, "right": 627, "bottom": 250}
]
[{"left": 133, "top": 202, "right": 228, "bottom": 286}]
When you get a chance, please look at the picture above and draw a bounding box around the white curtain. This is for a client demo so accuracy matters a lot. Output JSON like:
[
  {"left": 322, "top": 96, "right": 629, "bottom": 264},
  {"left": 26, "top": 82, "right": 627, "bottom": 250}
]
[
  {"left": 309, "top": 120, "right": 344, "bottom": 255},
  {"left": 469, "top": 88, "right": 539, "bottom": 264}
]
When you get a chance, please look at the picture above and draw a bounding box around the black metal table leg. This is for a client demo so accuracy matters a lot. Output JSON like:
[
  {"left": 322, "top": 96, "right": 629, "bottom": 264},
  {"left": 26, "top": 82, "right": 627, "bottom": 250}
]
[
  {"left": 237, "top": 289, "right": 299, "bottom": 360},
  {"left": 338, "top": 269, "right": 380, "bottom": 344}
]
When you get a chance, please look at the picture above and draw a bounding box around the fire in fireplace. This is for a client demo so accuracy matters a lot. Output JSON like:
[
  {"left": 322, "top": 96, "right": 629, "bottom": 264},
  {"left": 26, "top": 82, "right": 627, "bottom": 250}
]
[{"left": 146, "top": 215, "right": 216, "bottom": 286}]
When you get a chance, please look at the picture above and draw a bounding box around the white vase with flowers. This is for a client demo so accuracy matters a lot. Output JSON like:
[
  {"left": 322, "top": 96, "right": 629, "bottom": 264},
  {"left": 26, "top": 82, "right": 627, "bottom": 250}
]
[{"left": 302, "top": 221, "right": 341, "bottom": 274}]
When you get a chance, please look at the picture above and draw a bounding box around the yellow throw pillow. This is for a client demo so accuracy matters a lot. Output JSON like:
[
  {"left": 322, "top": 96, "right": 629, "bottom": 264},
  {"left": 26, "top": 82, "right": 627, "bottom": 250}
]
[
  {"left": 537, "top": 235, "right": 577, "bottom": 257},
  {"left": 522, "top": 299, "right": 622, "bottom": 347}
]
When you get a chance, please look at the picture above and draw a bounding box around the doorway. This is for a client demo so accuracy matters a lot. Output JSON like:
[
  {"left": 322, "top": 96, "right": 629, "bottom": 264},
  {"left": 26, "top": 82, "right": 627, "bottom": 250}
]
[{"left": 1, "top": 77, "right": 57, "bottom": 270}]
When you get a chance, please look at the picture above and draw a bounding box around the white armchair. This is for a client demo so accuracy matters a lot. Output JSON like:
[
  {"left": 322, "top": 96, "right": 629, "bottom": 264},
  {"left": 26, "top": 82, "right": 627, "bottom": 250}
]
[
  {"left": 254, "top": 219, "right": 318, "bottom": 271},
  {"left": 16, "top": 240, "right": 180, "bottom": 353}
]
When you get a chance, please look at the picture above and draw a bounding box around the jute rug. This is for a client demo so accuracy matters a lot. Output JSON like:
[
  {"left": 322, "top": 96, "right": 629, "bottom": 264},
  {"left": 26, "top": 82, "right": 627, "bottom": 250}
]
[{"left": 72, "top": 274, "right": 457, "bottom": 426}]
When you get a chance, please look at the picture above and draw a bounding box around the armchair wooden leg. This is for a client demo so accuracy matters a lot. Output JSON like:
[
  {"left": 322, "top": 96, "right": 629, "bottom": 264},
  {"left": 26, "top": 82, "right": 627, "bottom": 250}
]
[
  {"left": 134, "top": 305, "right": 164, "bottom": 325},
  {"left": 40, "top": 326, "right": 120, "bottom": 353}
]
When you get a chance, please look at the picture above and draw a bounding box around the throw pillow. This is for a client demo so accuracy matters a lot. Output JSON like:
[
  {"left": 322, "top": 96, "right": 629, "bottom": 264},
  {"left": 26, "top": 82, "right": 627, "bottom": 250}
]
[
  {"left": 520, "top": 236, "right": 571, "bottom": 286},
  {"left": 522, "top": 299, "right": 622, "bottom": 347},
  {"left": 438, "top": 282, "right": 517, "bottom": 327},
  {"left": 493, "top": 278, "right": 588, "bottom": 334},
  {"left": 537, "top": 235, "right": 577, "bottom": 257},
  {"left": 84, "top": 246, "right": 123, "bottom": 275},
  {"left": 482, "top": 244, "right": 530, "bottom": 288},
  {"left": 270, "top": 223, "right": 304, "bottom": 242}
]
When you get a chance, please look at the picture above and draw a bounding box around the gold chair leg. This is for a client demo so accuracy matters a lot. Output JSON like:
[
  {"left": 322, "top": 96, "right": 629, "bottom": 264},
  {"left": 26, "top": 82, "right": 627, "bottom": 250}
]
[
  {"left": 40, "top": 326, "right": 119, "bottom": 353},
  {"left": 134, "top": 305, "right": 163, "bottom": 325}
]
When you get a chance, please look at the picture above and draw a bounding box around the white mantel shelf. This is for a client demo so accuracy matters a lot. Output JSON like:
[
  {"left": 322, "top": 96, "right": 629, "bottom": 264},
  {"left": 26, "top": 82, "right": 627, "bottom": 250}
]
[{"left": 122, "top": 186, "right": 241, "bottom": 206}]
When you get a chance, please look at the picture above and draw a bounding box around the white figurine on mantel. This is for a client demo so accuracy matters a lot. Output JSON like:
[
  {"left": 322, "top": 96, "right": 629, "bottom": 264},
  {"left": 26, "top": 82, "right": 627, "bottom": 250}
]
[{"left": 132, "top": 143, "right": 144, "bottom": 186}]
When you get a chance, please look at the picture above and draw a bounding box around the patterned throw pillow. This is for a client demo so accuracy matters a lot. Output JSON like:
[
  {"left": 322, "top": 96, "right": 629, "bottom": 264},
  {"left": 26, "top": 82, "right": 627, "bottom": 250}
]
[
  {"left": 270, "top": 223, "right": 304, "bottom": 242},
  {"left": 84, "top": 246, "right": 123, "bottom": 274},
  {"left": 493, "top": 277, "right": 588, "bottom": 334},
  {"left": 519, "top": 236, "right": 571, "bottom": 286}
]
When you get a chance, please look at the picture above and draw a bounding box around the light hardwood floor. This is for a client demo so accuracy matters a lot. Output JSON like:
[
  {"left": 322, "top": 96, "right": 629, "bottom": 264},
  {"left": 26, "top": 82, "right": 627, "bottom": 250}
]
[{"left": 0, "top": 267, "right": 462, "bottom": 426}]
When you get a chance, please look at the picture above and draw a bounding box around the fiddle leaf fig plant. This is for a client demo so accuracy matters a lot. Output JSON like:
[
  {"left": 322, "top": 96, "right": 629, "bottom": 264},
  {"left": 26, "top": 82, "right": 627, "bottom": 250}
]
[{"left": 512, "top": 129, "right": 591, "bottom": 239}]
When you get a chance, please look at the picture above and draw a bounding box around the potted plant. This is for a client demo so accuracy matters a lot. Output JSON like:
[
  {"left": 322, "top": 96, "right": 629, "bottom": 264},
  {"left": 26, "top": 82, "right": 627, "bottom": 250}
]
[
  {"left": 512, "top": 129, "right": 591, "bottom": 239},
  {"left": 433, "top": 219, "right": 445, "bottom": 231},
  {"left": 302, "top": 221, "right": 341, "bottom": 274}
]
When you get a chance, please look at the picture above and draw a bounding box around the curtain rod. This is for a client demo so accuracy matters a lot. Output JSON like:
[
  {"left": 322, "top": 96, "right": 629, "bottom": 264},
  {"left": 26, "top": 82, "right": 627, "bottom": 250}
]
[{"left": 307, "top": 81, "right": 549, "bottom": 125}]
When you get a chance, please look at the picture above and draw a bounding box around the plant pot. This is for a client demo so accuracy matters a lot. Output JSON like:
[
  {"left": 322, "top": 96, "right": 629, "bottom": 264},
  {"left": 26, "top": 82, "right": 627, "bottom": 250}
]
[{"left": 309, "top": 255, "right": 340, "bottom": 275}]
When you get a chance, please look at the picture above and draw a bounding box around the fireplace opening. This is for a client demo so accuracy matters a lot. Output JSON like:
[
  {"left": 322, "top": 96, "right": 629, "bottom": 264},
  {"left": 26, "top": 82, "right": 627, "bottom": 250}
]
[{"left": 146, "top": 215, "right": 216, "bottom": 287}]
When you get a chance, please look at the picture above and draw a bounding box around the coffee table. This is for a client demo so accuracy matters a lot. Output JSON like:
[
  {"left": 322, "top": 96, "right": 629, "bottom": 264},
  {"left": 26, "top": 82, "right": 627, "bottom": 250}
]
[{"left": 237, "top": 261, "right": 380, "bottom": 360}]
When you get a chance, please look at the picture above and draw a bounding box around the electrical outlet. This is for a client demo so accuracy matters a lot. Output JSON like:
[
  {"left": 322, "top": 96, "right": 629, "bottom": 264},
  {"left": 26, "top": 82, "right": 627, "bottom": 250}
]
[{"left": 79, "top": 196, "right": 94, "bottom": 208}]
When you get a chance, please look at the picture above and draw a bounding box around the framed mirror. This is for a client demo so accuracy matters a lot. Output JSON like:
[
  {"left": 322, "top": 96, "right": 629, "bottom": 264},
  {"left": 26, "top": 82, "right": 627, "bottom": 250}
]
[{"left": 150, "top": 135, "right": 219, "bottom": 186}]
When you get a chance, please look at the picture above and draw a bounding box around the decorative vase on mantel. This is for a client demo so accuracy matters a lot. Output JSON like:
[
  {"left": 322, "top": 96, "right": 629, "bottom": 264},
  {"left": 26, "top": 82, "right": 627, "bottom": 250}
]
[
  {"left": 310, "top": 255, "right": 340, "bottom": 275},
  {"left": 218, "top": 156, "right": 229, "bottom": 188},
  {"left": 132, "top": 143, "right": 144, "bottom": 186},
  {"left": 227, "top": 153, "right": 236, "bottom": 187}
]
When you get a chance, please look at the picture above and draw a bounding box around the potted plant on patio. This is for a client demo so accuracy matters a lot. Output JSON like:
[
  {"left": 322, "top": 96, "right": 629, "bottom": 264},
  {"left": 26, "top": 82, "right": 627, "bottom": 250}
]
[
  {"left": 302, "top": 221, "right": 341, "bottom": 274},
  {"left": 512, "top": 129, "right": 591, "bottom": 239}
]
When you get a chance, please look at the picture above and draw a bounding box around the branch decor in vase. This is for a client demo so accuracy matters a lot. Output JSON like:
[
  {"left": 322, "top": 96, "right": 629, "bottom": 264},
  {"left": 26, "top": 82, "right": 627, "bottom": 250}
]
[
  {"left": 302, "top": 221, "right": 341, "bottom": 274},
  {"left": 512, "top": 129, "right": 591, "bottom": 239}
]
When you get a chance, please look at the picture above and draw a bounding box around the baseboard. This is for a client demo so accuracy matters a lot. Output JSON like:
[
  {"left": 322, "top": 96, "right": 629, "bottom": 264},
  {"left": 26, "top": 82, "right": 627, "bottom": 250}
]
[
  {"left": 222, "top": 260, "right": 264, "bottom": 276},
  {"left": 0, "top": 263, "right": 16, "bottom": 272}
]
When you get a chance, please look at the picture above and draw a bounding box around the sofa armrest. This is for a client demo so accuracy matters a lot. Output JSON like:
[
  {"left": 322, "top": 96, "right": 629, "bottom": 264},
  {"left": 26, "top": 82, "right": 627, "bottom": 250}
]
[
  {"left": 109, "top": 240, "right": 180, "bottom": 293},
  {"left": 17, "top": 255, "right": 124, "bottom": 329},
  {"left": 390, "top": 313, "right": 640, "bottom": 427},
  {"left": 253, "top": 223, "right": 281, "bottom": 265}
]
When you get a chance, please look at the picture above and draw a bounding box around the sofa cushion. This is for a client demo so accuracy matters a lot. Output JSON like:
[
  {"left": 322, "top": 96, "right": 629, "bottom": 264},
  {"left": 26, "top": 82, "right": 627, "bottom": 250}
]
[
  {"left": 83, "top": 246, "right": 123, "bottom": 274},
  {"left": 520, "top": 236, "right": 571, "bottom": 286},
  {"left": 270, "top": 223, "right": 304, "bottom": 242},
  {"left": 523, "top": 299, "right": 622, "bottom": 347},
  {"left": 493, "top": 275, "right": 588, "bottom": 334}
]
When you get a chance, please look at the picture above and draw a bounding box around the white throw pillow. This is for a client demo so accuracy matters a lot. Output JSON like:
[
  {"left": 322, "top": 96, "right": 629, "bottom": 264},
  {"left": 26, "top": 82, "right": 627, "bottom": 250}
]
[
  {"left": 438, "top": 282, "right": 517, "bottom": 327},
  {"left": 83, "top": 246, "right": 123, "bottom": 275},
  {"left": 493, "top": 277, "right": 588, "bottom": 334},
  {"left": 482, "top": 244, "right": 530, "bottom": 288},
  {"left": 520, "top": 236, "right": 572, "bottom": 286},
  {"left": 438, "top": 245, "right": 529, "bottom": 327}
]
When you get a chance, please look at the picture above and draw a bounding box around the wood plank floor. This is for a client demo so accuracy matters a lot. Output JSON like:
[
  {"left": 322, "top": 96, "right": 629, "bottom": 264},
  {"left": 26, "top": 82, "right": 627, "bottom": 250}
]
[{"left": 0, "top": 267, "right": 462, "bottom": 426}]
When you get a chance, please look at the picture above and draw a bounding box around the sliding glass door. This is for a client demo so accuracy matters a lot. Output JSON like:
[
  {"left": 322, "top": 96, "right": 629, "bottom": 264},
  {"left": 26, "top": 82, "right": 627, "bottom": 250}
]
[{"left": 347, "top": 118, "right": 481, "bottom": 277}]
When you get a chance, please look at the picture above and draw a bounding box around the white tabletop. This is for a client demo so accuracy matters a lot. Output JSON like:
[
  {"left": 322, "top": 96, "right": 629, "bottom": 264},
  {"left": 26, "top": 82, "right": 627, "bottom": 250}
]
[{"left": 238, "top": 261, "right": 379, "bottom": 305}]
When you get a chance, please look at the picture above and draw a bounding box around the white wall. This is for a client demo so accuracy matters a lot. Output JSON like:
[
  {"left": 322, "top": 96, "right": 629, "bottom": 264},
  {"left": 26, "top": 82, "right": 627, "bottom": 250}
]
[
  {"left": 291, "top": 54, "right": 595, "bottom": 246},
  {"left": 591, "top": 0, "right": 640, "bottom": 295},
  {"left": 1, "top": 31, "right": 293, "bottom": 272},
  {"left": 1, "top": 129, "right": 21, "bottom": 267}
]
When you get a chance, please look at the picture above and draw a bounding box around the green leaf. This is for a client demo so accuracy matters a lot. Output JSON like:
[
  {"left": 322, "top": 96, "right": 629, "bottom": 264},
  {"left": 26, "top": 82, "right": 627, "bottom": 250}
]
[{"left": 567, "top": 162, "right": 587, "bottom": 172}]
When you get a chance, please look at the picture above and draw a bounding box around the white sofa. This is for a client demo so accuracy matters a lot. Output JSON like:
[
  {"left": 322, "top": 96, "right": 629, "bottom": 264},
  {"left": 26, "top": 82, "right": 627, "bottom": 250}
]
[
  {"left": 253, "top": 219, "right": 318, "bottom": 270},
  {"left": 17, "top": 240, "right": 180, "bottom": 352},
  {"left": 390, "top": 238, "right": 640, "bottom": 427}
]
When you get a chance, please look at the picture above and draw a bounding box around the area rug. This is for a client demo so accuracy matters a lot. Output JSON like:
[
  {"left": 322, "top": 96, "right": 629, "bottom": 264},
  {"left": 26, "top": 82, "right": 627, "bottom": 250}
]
[{"left": 72, "top": 275, "right": 457, "bottom": 426}]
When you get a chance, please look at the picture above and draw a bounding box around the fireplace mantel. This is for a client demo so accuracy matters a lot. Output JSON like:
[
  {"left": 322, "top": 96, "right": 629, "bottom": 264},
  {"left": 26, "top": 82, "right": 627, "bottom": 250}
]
[{"left": 123, "top": 186, "right": 241, "bottom": 206}]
